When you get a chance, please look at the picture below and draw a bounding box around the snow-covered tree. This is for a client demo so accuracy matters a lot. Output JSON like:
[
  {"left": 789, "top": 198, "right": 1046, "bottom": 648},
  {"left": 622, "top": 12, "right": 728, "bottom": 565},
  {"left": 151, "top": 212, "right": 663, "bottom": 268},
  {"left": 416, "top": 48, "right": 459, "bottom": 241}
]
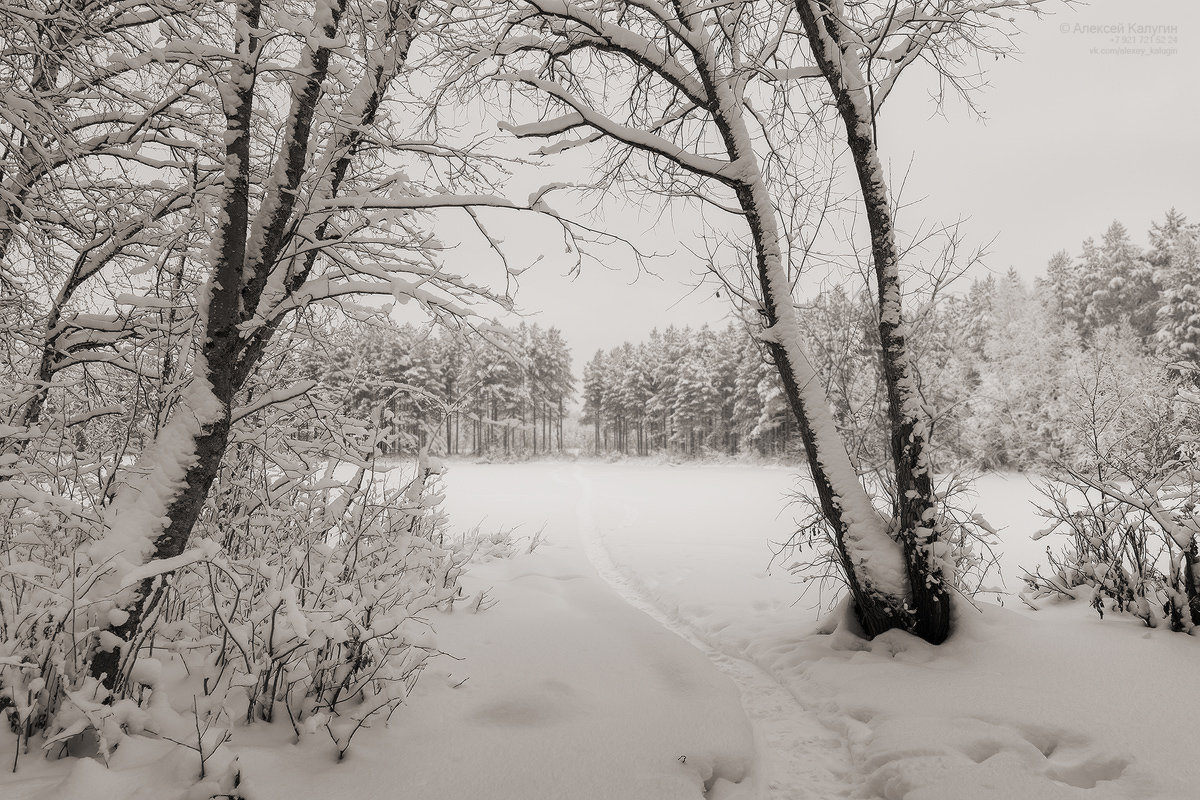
[
  {"left": 1043, "top": 222, "right": 1160, "bottom": 347},
  {"left": 493, "top": 0, "right": 1042, "bottom": 642},
  {"left": 0, "top": 0, "right": 213, "bottom": 483},
  {"left": 581, "top": 349, "right": 608, "bottom": 453},
  {"left": 969, "top": 271, "right": 1075, "bottom": 469},
  {"left": 1150, "top": 210, "right": 1200, "bottom": 376},
  {"left": 84, "top": 0, "right": 527, "bottom": 691}
]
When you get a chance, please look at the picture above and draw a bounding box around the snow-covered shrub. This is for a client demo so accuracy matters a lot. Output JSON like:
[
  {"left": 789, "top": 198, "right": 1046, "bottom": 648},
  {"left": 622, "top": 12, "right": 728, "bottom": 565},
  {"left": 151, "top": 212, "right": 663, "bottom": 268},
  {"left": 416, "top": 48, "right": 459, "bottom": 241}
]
[
  {"left": 1023, "top": 347, "right": 1199, "bottom": 630},
  {"left": 1, "top": 365, "right": 469, "bottom": 769},
  {"left": 0, "top": 258, "right": 204, "bottom": 761},
  {"left": 451, "top": 523, "right": 546, "bottom": 563},
  {"left": 0, "top": 420, "right": 117, "bottom": 764},
  {"left": 1023, "top": 469, "right": 1200, "bottom": 631},
  {"left": 119, "top": 382, "right": 467, "bottom": 759},
  {"left": 196, "top": 457, "right": 461, "bottom": 757}
]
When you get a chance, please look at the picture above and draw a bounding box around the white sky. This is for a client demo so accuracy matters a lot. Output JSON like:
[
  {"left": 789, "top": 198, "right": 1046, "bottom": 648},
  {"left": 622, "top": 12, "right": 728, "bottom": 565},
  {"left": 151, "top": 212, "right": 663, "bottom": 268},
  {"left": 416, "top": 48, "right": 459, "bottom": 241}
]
[{"left": 437, "top": 0, "right": 1199, "bottom": 374}]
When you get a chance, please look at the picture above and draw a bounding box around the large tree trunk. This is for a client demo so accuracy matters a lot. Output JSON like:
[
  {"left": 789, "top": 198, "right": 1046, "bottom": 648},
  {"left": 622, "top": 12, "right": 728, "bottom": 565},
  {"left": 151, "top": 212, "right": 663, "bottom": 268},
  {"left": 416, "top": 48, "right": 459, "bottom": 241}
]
[
  {"left": 89, "top": 0, "right": 265, "bottom": 688},
  {"left": 92, "top": 0, "right": 396, "bottom": 689},
  {"left": 667, "top": 13, "right": 912, "bottom": 634},
  {"left": 744, "top": 188, "right": 910, "bottom": 637},
  {"left": 88, "top": 414, "right": 231, "bottom": 687},
  {"left": 795, "top": 0, "right": 950, "bottom": 643}
]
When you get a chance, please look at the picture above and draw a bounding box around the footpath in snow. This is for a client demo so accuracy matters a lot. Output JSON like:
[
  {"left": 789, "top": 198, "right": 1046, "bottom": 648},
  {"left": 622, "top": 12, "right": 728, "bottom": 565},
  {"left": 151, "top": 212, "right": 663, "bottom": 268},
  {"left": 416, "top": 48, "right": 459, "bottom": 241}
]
[
  {"left": 560, "top": 461, "right": 1199, "bottom": 800},
  {"left": 568, "top": 463, "right": 855, "bottom": 800},
  {"left": 236, "top": 460, "right": 760, "bottom": 800}
]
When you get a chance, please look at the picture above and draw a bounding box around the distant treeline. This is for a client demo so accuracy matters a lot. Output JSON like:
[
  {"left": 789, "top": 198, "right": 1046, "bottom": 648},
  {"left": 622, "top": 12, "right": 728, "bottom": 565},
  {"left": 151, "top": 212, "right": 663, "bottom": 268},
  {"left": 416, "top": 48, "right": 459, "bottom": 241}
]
[
  {"left": 305, "top": 211, "right": 1199, "bottom": 469},
  {"left": 303, "top": 321, "right": 574, "bottom": 457},
  {"left": 580, "top": 324, "right": 797, "bottom": 457},
  {"left": 580, "top": 211, "right": 1200, "bottom": 470}
]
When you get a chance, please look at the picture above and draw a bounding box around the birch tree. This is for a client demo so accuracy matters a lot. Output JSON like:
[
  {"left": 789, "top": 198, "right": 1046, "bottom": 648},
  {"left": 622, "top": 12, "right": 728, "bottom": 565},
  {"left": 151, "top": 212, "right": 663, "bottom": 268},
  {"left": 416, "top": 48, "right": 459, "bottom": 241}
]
[
  {"left": 85, "top": 0, "right": 529, "bottom": 690},
  {"left": 787, "top": 0, "right": 1046, "bottom": 636},
  {"left": 493, "top": 0, "right": 1041, "bottom": 642}
]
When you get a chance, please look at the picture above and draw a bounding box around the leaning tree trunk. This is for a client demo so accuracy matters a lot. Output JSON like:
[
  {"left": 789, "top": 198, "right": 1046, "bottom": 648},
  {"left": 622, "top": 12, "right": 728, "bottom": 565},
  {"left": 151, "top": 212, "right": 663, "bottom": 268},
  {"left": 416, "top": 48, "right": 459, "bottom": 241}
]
[
  {"left": 90, "top": 0, "right": 424, "bottom": 691},
  {"left": 89, "top": 0, "right": 264, "bottom": 687},
  {"left": 795, "top": 0, "right": 951, "bottom": 644},
  {"left": 670, "top": 12, "right": 913, "bottom": 636},
  {"left": 737, "top": 177, "right": 910, "bottom": 637},
  {"left": 87, "top": 414, "right": 232, "bottom": 688}
]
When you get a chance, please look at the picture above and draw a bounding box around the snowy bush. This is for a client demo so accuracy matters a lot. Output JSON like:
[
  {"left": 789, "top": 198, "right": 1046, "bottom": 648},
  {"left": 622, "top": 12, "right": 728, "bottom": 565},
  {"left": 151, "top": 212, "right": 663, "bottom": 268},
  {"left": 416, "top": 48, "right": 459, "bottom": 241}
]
[
  {"left": 0, "top": 411, "right": 119, "bottom": 764},
  {"left": 450, "top": 523, "right": 546, "bottom": 563},
  {"left": 183, "top": 450, "right": 462, "bottom": 760},
  {"left": 1, "top": 373, "right": 468, "bottom": 770},
  {"left": 1022, "top": 350, "right": 1200, "bottom": 630},
  {"left": 1023, "top": 468, "right": 1200, "bottom": 631}
]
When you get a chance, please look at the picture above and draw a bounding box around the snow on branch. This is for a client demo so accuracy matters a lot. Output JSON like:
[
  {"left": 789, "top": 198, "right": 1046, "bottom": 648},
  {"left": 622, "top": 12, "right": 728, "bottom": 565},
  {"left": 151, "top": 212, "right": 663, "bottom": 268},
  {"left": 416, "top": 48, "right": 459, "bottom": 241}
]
[
  {"left": 499, "top": 4, "right": 710, "bottom": 106},
  {"left": 811, "top": 0, "right": 1044, "bottom": 116},
  {"left": 1062, "top": 466, "right": 1200, "bottom": 552},
  {"left": 499, "top": 112, "right": 589, "bottom": 139},
  {"left": 310, "top": 193, "right": 525, "bottom": 212},
  {"left": 495, "top": 71, "right": 738, "bottom": 185},
  {"left": 761, "top": 65, "right": 825, "bottom": 82},
  {"left": 231, "top": 380, "right": 319, "bottom": 424}
]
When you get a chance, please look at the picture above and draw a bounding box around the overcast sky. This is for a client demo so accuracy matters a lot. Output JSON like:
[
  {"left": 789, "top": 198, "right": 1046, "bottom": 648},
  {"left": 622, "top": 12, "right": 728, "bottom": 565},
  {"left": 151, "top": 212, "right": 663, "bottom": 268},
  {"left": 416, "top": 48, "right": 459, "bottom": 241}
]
[{"left": 444, "top": 0, "right": 1199, "bottom": 373}]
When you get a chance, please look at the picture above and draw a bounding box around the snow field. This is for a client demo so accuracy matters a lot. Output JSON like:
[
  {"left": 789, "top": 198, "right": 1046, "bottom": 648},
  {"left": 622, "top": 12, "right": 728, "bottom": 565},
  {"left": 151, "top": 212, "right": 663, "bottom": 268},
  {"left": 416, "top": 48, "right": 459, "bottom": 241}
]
[
  {"left": 4, "top": 460, "right": 1196, "bottom": 799},
  {"left": 508, "top": 461, "right": 1198, "bottom": 799},
  {"left": 239, "top": 460, "right": 758, "bottom": 800}
]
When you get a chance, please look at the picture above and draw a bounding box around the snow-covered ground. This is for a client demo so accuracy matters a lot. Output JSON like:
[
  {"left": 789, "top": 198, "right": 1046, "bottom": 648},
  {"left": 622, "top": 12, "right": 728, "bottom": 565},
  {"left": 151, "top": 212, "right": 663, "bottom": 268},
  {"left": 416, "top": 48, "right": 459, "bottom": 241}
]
[
  {"left": 433, "top": 462, "right": 1199, "bottom": 799},
  {"left": 3, "top": 461, "right": 1196, "bottom": 799}
]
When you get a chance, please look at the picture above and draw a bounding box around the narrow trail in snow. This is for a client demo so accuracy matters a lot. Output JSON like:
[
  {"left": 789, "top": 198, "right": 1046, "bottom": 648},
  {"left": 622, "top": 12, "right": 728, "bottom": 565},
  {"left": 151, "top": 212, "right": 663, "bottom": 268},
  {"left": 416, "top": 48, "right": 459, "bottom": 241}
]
[{"left": 565, "top": 466, "right": 854, "bottom": 800}]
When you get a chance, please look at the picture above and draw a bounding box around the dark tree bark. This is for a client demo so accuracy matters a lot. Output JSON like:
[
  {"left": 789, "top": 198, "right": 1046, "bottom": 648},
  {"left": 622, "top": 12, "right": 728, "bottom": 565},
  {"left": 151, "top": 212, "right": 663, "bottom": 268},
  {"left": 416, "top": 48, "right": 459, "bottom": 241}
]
[
  {"left": 92, "top": 0, "right": 426, "bottom": 690},
  {"left": 794, "top": 0, "right": 950, "bottom": 644}
]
